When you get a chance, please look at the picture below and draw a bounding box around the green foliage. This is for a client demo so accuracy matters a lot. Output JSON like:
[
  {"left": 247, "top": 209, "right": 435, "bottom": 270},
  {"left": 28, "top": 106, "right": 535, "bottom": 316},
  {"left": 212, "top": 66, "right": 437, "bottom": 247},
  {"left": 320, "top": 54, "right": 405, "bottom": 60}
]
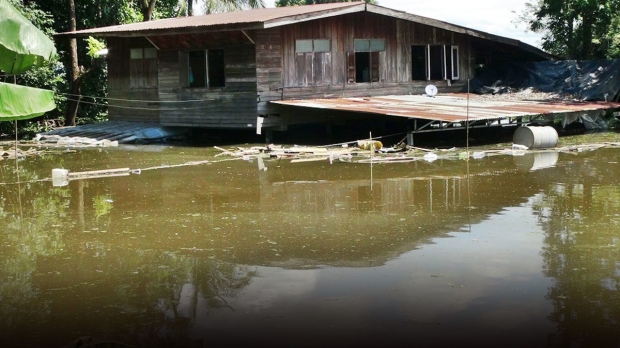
[
  {"left": 1, "top": 1, "right": 64, "bottom": 138},
  {"left": 85, "top": 37, "right": 107, "bottom": 59},
  {"left": 520, "top": 0, "right": 620, "bottom": 59},
  {"left": 276, "top": 0, "right": 376, "bottom": 5},
  {"left": 7, "top": 0, "right": 55, "bottom": 38},
  {"left": 201, "top": 0, "right": 265, "bottom": 14},
  {"left": 604, "top": 16, "right": 620, "bottom": 59}
]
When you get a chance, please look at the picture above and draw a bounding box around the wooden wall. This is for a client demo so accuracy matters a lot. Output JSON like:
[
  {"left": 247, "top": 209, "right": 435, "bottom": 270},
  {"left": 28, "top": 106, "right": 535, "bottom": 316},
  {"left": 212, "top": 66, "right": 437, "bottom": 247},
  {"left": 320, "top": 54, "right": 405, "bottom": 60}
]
[
  {"left": 268, "top": 11, "right": 474, "bottom": 104},
  {"left": 158, "top": 43, "right": 257, "bottom": 128},
  {"left": 107, "top": 37, "right": 160, "bottom": 122},
  {"left": 256, "top": 28, "right": 283, "bottom": 117}
]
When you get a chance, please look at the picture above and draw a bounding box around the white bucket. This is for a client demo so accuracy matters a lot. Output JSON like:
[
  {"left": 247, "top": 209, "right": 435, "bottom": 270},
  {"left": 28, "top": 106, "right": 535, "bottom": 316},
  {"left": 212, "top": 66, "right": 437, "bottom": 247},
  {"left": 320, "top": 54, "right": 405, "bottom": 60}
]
[{"left": 513, "top": 126, "right": 558, "bottom": 149}]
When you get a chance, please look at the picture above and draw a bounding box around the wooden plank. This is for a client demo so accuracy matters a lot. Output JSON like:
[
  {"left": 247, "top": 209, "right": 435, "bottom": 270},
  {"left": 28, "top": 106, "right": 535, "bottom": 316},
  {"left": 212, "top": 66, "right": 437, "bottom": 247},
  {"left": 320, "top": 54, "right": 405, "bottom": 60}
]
[{"left": 305, "top": 52, "right": 313, "bottom": 86}]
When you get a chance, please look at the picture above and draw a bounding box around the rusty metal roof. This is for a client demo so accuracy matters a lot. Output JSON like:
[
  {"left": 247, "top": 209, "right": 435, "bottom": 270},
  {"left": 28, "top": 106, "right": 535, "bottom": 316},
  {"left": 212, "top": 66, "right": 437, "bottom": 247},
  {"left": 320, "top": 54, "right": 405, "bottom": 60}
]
[
  {"left": 57, "top": 2, "right": 364, "bottom": 37},
  {"left": 272, "top": 94, "right": 620, "bottom": 123}
]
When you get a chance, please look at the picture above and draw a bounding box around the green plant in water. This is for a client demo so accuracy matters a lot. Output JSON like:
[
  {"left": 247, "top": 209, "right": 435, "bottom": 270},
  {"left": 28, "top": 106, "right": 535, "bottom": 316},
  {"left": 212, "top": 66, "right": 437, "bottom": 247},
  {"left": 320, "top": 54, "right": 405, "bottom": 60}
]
[{"left": 93, "top": 194, "right": 113, "bottom": 221}]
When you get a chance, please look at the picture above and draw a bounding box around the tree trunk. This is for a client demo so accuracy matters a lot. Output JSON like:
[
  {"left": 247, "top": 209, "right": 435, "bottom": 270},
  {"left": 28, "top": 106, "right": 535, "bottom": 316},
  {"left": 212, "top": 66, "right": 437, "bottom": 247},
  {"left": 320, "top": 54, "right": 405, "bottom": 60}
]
[
  {"left": 66, "top": 0, "right": 80, "bottom": 127},
  {"left": 581, "top": 15, "right": 594, "bottom": 59},
  {"left": 141, "top": 0, "right": 158, "bottom": 21},
  {"left": 188, "top": 0, "right": 193, "bottom": 16}
]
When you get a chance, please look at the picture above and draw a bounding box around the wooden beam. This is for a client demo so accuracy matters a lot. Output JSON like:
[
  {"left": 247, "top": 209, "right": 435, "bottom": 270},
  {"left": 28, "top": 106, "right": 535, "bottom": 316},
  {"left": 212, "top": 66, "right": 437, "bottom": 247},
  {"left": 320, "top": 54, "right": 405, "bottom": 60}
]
[
  {"left": 144, "top": 36, "right": 160, "bottom": 50},
  {"left": 241, "top": 30, "right": 255, "bottom": 45}
]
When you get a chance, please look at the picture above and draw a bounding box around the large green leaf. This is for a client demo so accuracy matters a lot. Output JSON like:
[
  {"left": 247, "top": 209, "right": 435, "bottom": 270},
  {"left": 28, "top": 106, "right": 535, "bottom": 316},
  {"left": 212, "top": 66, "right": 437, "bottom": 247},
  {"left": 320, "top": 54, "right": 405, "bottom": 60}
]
[
  {"left": 0, "top": 0, "right": 57, "bottom": 74},
  {"left": 0, "top": 82, "right": 56, "bottom": 121}
]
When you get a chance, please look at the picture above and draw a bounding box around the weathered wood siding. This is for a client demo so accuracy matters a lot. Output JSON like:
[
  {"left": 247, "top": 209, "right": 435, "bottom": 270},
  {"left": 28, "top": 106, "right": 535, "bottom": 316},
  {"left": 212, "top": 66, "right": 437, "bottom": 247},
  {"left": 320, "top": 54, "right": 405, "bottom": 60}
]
[
  {"left": 158, "top": 43, "right": 257, "bottom": 128},
  {"left": 272, "top": 12, "right": 474, "bottom": 102},
  {"left": 107, "top": 37, "right": 160, "bottom": 122},
  {"left": 256, "top": 28, "right": 283, "bottom": 116}
]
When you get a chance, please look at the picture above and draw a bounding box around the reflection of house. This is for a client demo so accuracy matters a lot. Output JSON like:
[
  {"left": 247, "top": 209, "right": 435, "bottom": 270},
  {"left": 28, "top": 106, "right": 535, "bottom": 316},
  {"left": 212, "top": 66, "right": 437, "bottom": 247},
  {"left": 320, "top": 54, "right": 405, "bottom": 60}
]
[{"left": 59, "top": 2, "right": 567, "bottom": 140}]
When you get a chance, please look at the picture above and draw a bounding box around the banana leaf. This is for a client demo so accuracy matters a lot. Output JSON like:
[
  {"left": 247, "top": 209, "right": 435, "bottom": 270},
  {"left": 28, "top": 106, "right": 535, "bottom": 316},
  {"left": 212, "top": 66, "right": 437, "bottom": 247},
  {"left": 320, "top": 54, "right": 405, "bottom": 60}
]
[
  {"left": 0, "top": 82, "right": 56, "bottom": 121},
  {"left": 0, "top": 0, "right": 57, "bottom": 74}
]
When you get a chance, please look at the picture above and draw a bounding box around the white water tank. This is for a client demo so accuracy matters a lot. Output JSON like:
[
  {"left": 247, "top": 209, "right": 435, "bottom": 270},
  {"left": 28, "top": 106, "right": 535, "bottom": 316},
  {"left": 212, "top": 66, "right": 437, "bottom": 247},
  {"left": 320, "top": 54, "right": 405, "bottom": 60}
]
[{"left": 513, "top": 126, "right": 558, "bottom": 149}]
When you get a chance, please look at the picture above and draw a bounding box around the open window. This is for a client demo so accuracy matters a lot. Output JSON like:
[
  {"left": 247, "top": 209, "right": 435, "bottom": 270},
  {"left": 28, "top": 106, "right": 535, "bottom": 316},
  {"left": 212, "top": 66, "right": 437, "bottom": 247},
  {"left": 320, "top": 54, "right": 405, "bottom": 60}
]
[
  {"left": 181, "top": 49, "right": 225, "bottom": 88},
  {"left": 347, "top": 39, "right": 385, "bottom": 83},
  {"left": 130, "top": 47, "right": 157, "bottom": 88},
  {"left": 294, "top": 39, "right": 331, "bottom": 86},
  {"left": 411, "top": 45, "right": 426, "bottom": 81},
  {"left": 411, "top": 45, "right": 459, "bottom": 81}
]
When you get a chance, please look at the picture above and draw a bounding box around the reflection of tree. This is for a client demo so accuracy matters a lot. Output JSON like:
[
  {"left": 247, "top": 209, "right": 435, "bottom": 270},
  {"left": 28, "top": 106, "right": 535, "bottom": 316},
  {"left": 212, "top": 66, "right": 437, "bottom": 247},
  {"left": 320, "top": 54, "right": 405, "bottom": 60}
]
[
  {"left": 533, "top": 152, "right": 620, "bottom": 347},
  {"left": 0, "top": 183, "right": 71, "bottom": 338},
  {"left": 56, "top": 252, "right": 256, "bottom": 347},
  {"left": 188, "top": 258, "right": 256, "bottom": 314},
  {"left": 1, "top": 150, "right": 258, "bottom": 346}
]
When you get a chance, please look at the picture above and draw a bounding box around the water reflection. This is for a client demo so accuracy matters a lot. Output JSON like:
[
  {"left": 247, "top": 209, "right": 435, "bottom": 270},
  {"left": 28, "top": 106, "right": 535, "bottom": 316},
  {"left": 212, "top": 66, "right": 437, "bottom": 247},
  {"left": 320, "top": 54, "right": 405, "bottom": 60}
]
[
  {"left": 514, "top": 151, "right": 559, "bottom": 171},
  {"left": 532, "top": 149, "right": 620, "bottom": 347},
  {"left": 1, "top": 145, "right": 620, "bottom": 346}
]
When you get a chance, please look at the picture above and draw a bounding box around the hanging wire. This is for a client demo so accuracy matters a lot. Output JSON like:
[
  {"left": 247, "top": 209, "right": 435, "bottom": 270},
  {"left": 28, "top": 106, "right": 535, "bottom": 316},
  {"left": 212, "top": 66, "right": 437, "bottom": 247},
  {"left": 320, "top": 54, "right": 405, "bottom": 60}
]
[
  {"left": 63, "top": 96, "right": 221, "bottom": 111},
  {"left": 58, "top": 92, "right": 216, "bottom": 104}
]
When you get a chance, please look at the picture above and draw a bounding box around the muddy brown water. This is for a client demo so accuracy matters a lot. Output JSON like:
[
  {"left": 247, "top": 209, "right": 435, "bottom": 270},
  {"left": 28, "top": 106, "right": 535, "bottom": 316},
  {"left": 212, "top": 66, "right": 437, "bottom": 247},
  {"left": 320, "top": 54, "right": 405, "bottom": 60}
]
[{"left": 1, "top": 133, "right": 620, "bottom": 347}]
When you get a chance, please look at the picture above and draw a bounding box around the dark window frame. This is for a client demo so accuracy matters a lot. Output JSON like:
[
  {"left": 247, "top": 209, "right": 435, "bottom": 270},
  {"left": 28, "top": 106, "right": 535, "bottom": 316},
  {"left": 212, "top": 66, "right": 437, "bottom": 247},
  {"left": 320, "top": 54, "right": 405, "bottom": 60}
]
[
  {"left": 183, "top": 48, "right": 226, "bottom": 89},
  {"left": 347, "top": 39, "right": 385, "bottom": 84},
  {"left": 411, "top": 44, "right": 460, "bottom": 81}
]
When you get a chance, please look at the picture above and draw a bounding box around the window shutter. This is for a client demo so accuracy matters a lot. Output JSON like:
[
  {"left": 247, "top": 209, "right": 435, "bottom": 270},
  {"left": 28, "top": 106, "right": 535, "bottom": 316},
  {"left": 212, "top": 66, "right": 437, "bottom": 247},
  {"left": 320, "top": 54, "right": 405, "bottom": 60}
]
[
  {"left": 451, "top": 46, "right": 460, "bottom": 80},
  {"left": 305, "top": 52, "right": 313, "bottom": 86},
  {"left": 296, "top": 52, "right": 307, "bottom": 86},
  {"left": 370, "top": 51, "right": 380, "bottom": 82},
  {"left": 313, "top": 52, "right": 324, "bottom": 86},
  {"left": 347, "top": 52, "right": 355, "bottom": 83}
]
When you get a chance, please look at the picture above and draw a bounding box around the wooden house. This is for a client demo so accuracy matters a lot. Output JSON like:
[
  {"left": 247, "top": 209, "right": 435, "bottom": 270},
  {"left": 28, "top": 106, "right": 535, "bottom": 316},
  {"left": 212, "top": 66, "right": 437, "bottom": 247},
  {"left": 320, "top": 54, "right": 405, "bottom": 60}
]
[{"left": 61, "top": 2, "right": 552, "bottom": 140}]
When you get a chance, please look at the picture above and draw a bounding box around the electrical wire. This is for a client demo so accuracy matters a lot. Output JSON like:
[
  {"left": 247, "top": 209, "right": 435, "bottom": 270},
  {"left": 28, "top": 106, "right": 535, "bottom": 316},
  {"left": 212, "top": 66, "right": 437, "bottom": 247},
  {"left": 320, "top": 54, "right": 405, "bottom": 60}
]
[
  {"left": 63, "top": 97, "right": 221, "bottom": 111},
  {"left": 57, "top": 92, "right": 216, "bottom": 103}
]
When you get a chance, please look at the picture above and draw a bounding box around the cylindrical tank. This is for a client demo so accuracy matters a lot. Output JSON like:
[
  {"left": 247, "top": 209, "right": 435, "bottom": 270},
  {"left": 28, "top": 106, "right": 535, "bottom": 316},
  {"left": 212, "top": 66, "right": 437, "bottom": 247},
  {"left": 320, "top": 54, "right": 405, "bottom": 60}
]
[{"left": 513, "top": 126, "right": 558, "bottom": 149}]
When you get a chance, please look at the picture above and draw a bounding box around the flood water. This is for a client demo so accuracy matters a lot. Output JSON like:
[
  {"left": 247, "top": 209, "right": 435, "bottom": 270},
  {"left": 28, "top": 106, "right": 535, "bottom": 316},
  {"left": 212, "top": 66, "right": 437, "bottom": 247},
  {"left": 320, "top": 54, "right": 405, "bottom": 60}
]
[{"left": 2, "top": 134, "right": 620, "bottom": 347}]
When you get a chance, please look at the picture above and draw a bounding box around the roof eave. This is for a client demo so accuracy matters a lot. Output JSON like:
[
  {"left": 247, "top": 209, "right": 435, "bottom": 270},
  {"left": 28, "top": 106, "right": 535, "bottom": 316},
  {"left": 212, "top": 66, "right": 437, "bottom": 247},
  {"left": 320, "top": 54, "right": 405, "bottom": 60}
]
[
  {"left": 54, "top": 22, "right": 266, "bottom": 38},
  {"left": 366, "top": 4, "right": 552, "bottom": 60}
]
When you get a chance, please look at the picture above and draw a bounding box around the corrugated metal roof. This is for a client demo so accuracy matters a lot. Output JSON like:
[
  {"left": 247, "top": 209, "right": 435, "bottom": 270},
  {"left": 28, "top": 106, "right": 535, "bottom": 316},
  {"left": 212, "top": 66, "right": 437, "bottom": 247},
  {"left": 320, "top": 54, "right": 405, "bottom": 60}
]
[
  {"left": 57, "top": 2, "right": 363, "bottom": 36},
  {"left": 272, "top": 95, "right": 620, "bottom": 122}
]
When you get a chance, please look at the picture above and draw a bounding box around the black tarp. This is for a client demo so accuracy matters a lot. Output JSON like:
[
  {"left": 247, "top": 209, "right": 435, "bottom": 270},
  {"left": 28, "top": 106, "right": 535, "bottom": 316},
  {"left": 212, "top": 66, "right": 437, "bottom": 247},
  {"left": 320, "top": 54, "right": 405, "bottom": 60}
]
[{"left": 467, "top": 59, "right": 620, "bottom": 101}]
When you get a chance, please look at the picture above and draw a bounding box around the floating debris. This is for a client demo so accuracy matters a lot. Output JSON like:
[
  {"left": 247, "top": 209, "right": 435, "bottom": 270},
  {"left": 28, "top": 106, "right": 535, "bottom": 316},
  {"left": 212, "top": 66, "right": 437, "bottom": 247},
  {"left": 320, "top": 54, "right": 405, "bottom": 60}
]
[
  {"left": 213, "top": 140, "right": 620, "bottom": 166},
  {"left": 0, "top": 147, "right": 41, "bottom": 160},
  {"left": 35, "top": 134, "right": 119, "bottom": 148}
]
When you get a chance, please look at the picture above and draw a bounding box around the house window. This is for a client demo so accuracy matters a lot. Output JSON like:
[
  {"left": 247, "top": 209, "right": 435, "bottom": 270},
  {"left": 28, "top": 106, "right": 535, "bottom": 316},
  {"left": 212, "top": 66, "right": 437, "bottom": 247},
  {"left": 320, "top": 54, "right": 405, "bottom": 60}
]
[
  {"left": 130, "top": 47, "right": 157, "bottom": 88},
  {"left": 294, "top": 39, "right": 331, "bottom": 86},
  {"left": 183, "top": 49, "right": 225, "bottom": 88},
  {"left": 348, "top": 39, "right": 385, "bottom": 83},
  {"left": 411, "top": 45, "right": 459, "bottom": 81}
]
